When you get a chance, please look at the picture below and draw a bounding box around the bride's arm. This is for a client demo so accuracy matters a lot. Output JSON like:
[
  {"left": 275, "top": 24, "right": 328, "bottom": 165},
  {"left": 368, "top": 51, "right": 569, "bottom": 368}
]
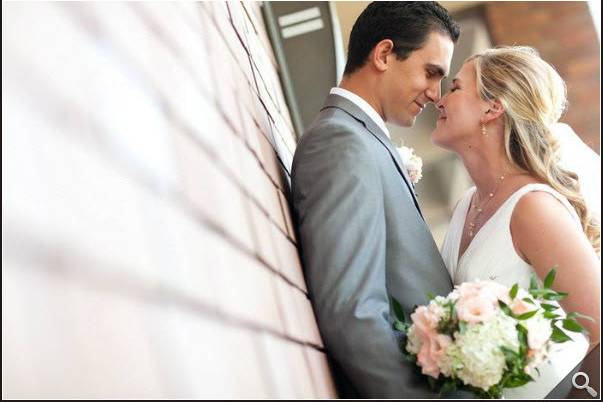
[{"left": 511, "top": 191, "right": 600, "bottom": 352}]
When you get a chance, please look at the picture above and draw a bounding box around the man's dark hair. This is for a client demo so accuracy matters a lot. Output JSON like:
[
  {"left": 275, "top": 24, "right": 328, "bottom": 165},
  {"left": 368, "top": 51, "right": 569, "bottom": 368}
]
[{"left": 344, "top": 2, "right": 460, "bottom": 75}]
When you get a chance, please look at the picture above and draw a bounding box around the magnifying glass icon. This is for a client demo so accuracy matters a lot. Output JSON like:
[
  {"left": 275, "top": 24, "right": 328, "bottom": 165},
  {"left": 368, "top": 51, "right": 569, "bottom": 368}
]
[{"left": 572, "top": 372, "right": 598, "bottom": 397}]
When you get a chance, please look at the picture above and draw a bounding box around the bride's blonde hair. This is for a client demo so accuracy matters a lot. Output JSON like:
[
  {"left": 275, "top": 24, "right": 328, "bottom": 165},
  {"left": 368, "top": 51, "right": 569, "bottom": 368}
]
[{"left": 469, "top": 46, "right": 600, "bottom": 254}]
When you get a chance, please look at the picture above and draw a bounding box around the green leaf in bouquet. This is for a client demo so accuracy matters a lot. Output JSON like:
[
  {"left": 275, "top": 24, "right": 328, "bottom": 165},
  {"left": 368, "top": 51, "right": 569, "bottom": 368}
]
[
  {"left": 522, "top": 297, "right": 536, "bottom": 305},
  {"left": 500, "top": 346, "right": 519, "bottom": 364},
  {"left": 517, "top": 324, "right": 529, "bottom": 355},
  {"left": 438, "top": 380, "right": 457, "bottom": 397},
  {"left": 543, "top": 267, "right": 557, "bottom": 289},
  {"left": 566, "top": 311, "right": 596, "bottom": 323},
  {"left": 530, "top": 288, "right": 568, "bottom": 301},
  {"left": 543, "top": 311, "right": 561, "bottom": 320},
  {"left": 515, "top": 310, "right": 539, "bottom": 320},
  {"left": 449, "top": 299, "right": 457, "bottom": 319},
  {"left": 505, "top": 372, "right": 534, "bottom": 388},
  {"left": 498, "top": 300, "right": 514, "bottom": 317},
  {"left": 427, "top": 292, "right": 436, "bottom": 301},
  {"left": 509, "top": 283, "right": 519, "bottom": 300},
  {"left": 529, "top": 273, "right": 539, "bottom": 292},
  {"left": 401, "top": 349, "right": 417, "bottom": 363},
  {"left": 543, "top": 291, "right": 568, "bottom": 301},
  {"left": 437, "top": 301, "right": 460, "bottom": 336},
  {"left": 540, "top": 303, "right": 559, "bottom": 312},
  {"left": 562, "top": 318, "right": 586, "bottom": 333},
  {"left": 391, "top": 296, "right": 406, "bottom": 323},
  {"left": 394, "top": 319, "right": 410, "bottom": 333},
  {"left": 458, "top": 320, "right": 468, "bottom": 335},
  {"left": 551, "top": 326, "right": 572, "bottom": 343}
]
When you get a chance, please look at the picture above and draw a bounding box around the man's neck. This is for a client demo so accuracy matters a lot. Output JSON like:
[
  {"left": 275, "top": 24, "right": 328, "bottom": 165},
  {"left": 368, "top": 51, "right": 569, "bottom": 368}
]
[{"left": 339, "top": 75, "right": 385, "bottom": 121}]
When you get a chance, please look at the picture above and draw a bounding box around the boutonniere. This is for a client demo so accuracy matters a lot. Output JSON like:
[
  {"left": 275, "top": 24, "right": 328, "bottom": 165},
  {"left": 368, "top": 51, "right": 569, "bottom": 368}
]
[{"left": 397, "top": 146, "right": 423, "bottom": 184}]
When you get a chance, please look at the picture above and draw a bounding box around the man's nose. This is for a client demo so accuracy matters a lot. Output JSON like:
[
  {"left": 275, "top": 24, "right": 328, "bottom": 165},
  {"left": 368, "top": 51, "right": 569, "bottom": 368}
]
[{"left": 425, "top": 83, "right": 442, "bottom": 104}]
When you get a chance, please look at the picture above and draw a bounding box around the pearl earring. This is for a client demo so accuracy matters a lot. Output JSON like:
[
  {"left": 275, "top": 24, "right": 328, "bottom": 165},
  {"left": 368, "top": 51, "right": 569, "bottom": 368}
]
[{"left": 482, "top": 123, "right": 488, "bottom": 136}]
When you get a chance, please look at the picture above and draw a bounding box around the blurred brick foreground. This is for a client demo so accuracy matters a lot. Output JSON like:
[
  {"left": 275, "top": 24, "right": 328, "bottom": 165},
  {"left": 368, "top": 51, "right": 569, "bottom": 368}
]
[{"left": 2, "top": 2, "right": 336, "bottom": 398}]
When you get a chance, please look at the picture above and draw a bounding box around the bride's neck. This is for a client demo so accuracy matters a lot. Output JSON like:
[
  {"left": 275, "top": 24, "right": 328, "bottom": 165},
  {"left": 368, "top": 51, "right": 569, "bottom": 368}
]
[{"left": 459, "top": 146, "right": 520, "bottom": 198}]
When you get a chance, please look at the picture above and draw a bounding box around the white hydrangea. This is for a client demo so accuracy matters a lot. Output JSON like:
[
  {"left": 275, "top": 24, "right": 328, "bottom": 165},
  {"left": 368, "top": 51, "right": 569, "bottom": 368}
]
[
  {"left": 437, "top": 344, "right": 459, "bottom": 377},
  {"left": 427, "top": 297, "right": 447, "bottom": 318},
  {"left": 452, "top": 311, "right": 519, "bottom": 391}
]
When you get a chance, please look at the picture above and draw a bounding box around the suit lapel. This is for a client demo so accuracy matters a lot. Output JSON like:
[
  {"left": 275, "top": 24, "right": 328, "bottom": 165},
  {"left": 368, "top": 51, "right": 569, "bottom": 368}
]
[{"left": 321, "top": 94, "right": 424, "bottom": 219}]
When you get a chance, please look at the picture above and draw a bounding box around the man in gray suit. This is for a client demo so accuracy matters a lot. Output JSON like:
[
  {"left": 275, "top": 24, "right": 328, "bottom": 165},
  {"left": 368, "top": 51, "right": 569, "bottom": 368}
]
[{"left": 291, "top": 2, "right": 461, "bottom": 398}]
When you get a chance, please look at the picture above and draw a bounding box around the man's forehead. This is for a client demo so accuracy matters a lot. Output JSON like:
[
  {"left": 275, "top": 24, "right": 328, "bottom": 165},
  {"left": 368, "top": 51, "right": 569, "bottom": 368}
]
[{"left": 416, "top": 33, "right": 454, "bottom": 74}]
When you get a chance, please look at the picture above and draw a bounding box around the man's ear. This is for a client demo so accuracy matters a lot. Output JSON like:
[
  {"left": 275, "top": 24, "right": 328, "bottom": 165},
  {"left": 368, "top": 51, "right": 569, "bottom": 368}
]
[
  {"left": 371, "top": 39, "right": 394, "bottom": 72},
  {"left": 482, "top": 99, "right": 505, "bottom": 123}
]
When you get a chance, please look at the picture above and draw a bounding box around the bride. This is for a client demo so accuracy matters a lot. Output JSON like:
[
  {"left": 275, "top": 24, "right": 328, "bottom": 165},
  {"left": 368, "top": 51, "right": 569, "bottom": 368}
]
[{"left": 432, "top": 46, "right": 600, "bottom": 398}]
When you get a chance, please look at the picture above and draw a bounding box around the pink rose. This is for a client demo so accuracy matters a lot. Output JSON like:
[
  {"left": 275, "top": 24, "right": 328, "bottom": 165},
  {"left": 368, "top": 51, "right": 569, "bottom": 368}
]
[
  {"left": 490, "top": 281, "right": 513, "bottom": 304},
  {"left": 456, "top": 281, "right": 482, "bottom": 299},
  {"left": 411, "top": 306, "right": 439, "bottom": 336},
  {"left": 417, "top": 334, "right": 452, "bottom": 378},
  {"left": 509, "top": 298, "right": 533, "bottom": 315},
  {"left": 457, "top": 281, "right": 505, "bottom": 303},
  {"left": 455, "top": 280, "right": 512, "bottom": 324},
  {"left": 456, "top": 296, "right": 497, "bottom": 324}
]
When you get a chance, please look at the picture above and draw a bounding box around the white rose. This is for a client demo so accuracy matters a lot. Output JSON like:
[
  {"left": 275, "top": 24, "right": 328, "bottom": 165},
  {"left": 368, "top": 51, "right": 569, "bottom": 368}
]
[
  {"left": 523, "top": 313, "right": 553, "bottom": 351},
  {"left": 397, "top": 146, "right": 423, "bottom": 184}
]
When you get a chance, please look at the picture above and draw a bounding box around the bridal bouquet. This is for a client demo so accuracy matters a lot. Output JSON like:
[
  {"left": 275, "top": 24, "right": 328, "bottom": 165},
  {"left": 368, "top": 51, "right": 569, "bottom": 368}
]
[{"left": 392, "top": 269, "right": 590, "bottom": 398}]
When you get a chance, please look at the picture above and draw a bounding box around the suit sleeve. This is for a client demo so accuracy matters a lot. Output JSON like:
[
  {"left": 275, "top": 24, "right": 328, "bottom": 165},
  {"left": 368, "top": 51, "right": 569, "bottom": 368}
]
[{"left": 291, "top": 126, "right": 438, "bottom": 398}]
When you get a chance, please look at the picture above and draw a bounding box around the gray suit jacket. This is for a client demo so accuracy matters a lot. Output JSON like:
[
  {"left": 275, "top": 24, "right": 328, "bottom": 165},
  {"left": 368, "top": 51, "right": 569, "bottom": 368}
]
[{"left": 291, "top": 94, "right": 455, "bottom": 398}]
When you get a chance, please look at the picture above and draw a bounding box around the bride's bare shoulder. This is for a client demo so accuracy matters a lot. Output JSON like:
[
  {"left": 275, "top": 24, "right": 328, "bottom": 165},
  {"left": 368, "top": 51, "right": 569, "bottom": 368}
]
[
  {"left": 511, "top": 190, "right": 577, "bottom": 234},
  {"left": 510, "top": 189, "right": 586, "bottom": 264}
]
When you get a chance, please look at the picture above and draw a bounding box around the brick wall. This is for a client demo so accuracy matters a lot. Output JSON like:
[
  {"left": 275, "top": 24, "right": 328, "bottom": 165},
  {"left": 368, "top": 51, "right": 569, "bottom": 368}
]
[
  {"left": 484, "top": 1, "right": 600, "bottom": 153},
  {"left": 2, "top": 2, "right": 336, "bottom": 398}
]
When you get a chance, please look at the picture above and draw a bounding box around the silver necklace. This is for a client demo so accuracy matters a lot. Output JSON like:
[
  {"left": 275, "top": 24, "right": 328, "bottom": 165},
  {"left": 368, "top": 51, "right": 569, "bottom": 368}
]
[{"left": 468, "top": 174, "right": 506, "bottom": 237}]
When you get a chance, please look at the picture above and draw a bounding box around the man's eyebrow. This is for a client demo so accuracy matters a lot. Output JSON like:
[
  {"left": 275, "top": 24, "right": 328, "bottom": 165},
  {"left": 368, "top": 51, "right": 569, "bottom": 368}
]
[{"left": 426, "top": 63, "right": 446, "bottom": 78}]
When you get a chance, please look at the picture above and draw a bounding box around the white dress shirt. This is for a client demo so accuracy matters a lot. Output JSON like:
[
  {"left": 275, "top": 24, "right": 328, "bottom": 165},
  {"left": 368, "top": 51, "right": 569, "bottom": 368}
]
[{"left": 330, "top": 87, "right": 391, "bottom": 139}]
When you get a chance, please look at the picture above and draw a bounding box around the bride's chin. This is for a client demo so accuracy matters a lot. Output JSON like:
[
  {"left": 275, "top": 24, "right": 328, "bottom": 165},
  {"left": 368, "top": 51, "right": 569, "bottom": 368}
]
[{"left": 431, "top": 131, "right": 449, "bottom": 149}]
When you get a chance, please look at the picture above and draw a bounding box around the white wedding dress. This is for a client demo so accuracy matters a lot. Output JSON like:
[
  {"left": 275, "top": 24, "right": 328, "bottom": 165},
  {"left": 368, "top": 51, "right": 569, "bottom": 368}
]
[{"left": 441, "top": 183, "right": 590, "bottom": 399}]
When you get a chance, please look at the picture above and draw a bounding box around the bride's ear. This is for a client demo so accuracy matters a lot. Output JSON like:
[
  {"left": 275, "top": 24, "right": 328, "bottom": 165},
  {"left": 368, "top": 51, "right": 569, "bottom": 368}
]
[{"left": 482, "top": 99, "right": 505, "bottom": 123}]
